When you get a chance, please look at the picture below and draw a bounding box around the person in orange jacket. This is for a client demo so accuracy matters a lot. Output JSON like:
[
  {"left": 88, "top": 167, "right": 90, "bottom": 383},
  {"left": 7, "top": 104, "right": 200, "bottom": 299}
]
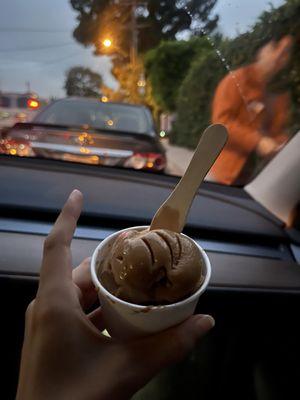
[{"left": 210, "top": 35, "right": 293, "bottom": 185}]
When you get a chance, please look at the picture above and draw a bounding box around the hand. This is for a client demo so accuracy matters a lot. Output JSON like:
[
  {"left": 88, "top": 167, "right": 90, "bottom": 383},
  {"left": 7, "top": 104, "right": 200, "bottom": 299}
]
[
  {"left": 16, "top": 190, "right": 215, "bottom": 400},
  {"left": 257, "top": 137, "right": 278, "bottom": 157}
]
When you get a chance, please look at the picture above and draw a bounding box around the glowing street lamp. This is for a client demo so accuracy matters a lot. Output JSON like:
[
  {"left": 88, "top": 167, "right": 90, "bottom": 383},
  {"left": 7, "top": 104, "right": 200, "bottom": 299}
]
[
  {"left": 101, "top": 96, "right": 108, "bottom": 103},
  {"left": 137, "top": 74, "right": 146, "bottom": 96},
  {"left": 102, "top": 38, "right": 112, "bottom": 48},
  {"left": 137, "top": 79, "right": 146, "bottom": 88}
]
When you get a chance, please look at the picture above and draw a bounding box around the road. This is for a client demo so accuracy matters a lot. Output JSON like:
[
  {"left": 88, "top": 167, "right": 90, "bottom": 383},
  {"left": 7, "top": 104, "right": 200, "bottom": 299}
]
[
  {"left": 163, "top": 139, "right": 215, "bottom": 181},
  {"left": 162, "top": 139, "right": 193, "bottom": 176}
]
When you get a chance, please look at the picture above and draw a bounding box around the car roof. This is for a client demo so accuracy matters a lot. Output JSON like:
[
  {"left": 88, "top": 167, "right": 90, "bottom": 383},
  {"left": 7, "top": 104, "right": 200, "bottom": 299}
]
[{"left": 55, "top": 97, "right": 149, "bottom": 111}]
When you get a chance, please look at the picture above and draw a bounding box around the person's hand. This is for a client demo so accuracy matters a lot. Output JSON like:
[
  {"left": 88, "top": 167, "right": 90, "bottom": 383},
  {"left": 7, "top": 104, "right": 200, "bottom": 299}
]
[
  {"left": 257, "top": 136, "right": 279, "bottom": 157},
  {"left": 16, "top": 190, "right": 215, "bottom": 400}
]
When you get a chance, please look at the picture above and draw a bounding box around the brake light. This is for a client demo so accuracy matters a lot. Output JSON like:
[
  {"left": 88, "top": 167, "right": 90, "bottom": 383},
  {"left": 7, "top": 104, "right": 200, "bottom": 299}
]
[
  {"left": 124, "top": 152, "right": 166, "bottom": 171},
  {"left": 27, "top": 99, "right": 39, "bottom": 109},
  {"left": 0, "top": 138, "right": 33, "bottom": 157}
]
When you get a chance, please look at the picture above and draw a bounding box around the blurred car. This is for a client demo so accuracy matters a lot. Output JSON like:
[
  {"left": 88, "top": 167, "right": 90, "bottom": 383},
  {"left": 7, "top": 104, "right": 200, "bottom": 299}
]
[
  {"left": 0, "top": 97, "right": 166, "bottom": 172},
  {"left": 0, "top": 92, "right": 46, "bottom": 130}
]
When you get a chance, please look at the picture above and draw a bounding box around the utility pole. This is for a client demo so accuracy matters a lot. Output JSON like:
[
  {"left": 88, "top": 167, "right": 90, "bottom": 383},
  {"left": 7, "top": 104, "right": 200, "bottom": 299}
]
[
  {"left": 130, "top": 0, "right": 138, "bottom": 70},
  {"left": 114, "top": 0, "right": 138, "bottom": 67},
  {"left": 111, "top": 0, "right": 145, "bottom": 102},
  {"left": 26, "top": 81, "right": 31, "bottom": 93}
]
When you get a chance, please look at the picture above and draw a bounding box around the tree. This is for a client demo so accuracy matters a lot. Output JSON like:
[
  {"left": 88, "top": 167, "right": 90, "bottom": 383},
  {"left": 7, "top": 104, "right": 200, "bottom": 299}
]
[
  {"left": 111, "top": 60, "right": 145, "bottom": 104},
  {"left": 145, "top": 37, "right": 210, "bottom": 111},
  {"left": 70, "top": 0, "right": 218, "bottom": 55},
  {"left": 172, "top": 50, "right": 224, "bottom": 148},
  {"left": 101, "top": 60, "right": 160, "bottom": 121},
  {"left": 64, "top": 66, "right": 103, "bottom": 97}
]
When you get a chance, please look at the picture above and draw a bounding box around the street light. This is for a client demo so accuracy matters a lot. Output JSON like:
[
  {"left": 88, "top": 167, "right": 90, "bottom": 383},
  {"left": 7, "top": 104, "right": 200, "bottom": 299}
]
[
  {"left": 102, "top": 38, "right": 112, "bottom": 48},
  {"left": 137, "top": 73, "right": 146, "bottom": 96},
  {"left": 101, "top": 96, "right": 108, "bottom": 103},
  {"left": 137, "top": 79, "right": 146, "bottom": 88}
]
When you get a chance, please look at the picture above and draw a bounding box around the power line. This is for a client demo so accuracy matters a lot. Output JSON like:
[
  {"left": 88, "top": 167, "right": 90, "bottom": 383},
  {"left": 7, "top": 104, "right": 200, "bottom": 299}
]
[
  {"left": 44, "top": 51, "right": 83, "bottom": 66},
  {"left": 0, "top": 51, "right": 84, "bottom": 67},
  {"left": 0, "top": 42, "right": 75, "bottom": 53},
  {"left": 0, "top": 28, "right": 70, "bottom": 33}
]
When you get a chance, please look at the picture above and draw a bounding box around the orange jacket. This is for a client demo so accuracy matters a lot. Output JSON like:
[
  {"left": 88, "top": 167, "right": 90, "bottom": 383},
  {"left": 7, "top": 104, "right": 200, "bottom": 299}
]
[{"left": 210, "top": 64, "right": 289, "bottom": 184}]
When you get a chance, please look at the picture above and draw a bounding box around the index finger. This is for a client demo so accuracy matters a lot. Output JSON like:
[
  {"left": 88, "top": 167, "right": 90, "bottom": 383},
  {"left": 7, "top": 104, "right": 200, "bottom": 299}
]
[{"left": 39, "top": 189, "right": 83, "bottom": 291}]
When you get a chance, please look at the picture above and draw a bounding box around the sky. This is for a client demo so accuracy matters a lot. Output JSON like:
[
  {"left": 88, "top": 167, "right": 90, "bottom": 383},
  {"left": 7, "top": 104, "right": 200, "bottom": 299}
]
[{"left": 0, "top": 0, "right": 285, "bottom": 98}]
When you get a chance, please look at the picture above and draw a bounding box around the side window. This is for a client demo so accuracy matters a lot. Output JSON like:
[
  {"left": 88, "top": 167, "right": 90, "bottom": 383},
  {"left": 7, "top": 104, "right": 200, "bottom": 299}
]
[
  {"left": 17, "top": 97, "right": 28, "bottom": 109},
  {"left": 0, "top": 96, "right": 11, "bottom": 108}
]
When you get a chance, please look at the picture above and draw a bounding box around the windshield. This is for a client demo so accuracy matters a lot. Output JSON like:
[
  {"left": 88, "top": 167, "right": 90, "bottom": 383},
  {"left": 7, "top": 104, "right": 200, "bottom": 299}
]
[
  {"left": 34, "top": 99, "right": 150, "bottom": 134},
  {"left": 0, "top": 0, "right": 299, "bottom": 183}
]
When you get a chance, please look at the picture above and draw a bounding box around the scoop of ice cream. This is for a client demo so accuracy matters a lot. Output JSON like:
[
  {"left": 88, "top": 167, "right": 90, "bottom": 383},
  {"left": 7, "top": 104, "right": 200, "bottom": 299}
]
[{"left": 99, "top": 228, "right": 203, "bottom": 305}]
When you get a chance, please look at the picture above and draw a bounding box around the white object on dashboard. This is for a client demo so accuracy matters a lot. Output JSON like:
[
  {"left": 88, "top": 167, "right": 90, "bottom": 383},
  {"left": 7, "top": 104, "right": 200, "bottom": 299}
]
[{"left": 245, "top": 131, "right": 300, "bottom": 225}]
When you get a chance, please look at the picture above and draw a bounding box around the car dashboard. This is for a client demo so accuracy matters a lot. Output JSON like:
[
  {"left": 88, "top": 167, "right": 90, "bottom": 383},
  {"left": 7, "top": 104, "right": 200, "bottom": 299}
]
[
  {"left": 0, "top": 155, "right": 299, "bottom": 292},
  {"left": 1, "top": 155, "right": 300, "bottom": 399}
]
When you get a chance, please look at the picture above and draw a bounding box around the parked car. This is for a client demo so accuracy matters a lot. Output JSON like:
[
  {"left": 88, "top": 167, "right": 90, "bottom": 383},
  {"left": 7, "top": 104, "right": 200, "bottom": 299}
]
[
  {"left": 0, "top": 97, "right": 166, "bottom": 172},
  {"left": 0, "top": 92, "right": 46, "bottom": 130}
]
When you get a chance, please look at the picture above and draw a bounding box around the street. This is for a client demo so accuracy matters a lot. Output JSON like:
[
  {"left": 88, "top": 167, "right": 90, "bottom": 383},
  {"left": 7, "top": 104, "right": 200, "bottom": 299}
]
[
  {"left": 162, "top": 139, "right": 193, "bottom": 176},
  {"left": 163, "top": 139, "right": 215, "bottom": 180}
]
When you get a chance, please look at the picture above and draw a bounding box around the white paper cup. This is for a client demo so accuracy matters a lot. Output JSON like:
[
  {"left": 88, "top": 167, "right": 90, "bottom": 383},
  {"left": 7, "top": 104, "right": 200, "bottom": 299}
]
[{"left": 91, "top": 226, "right": 211, "bottom": 339}]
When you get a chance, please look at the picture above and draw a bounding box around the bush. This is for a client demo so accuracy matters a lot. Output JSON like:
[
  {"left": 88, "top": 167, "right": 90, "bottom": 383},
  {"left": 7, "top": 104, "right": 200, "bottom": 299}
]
[
  {"left": 172, "top": 50, "right": 226, "bottom": 148},
  {"left": 145, "top": 38, "right": 210, "bottom": 112}
]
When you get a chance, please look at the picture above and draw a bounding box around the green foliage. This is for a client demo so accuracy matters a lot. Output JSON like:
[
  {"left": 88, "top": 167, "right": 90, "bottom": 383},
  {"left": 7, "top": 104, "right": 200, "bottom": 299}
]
[
  {"left": 172, "top": 0, "right": 300, "bottom": 148},
  {"left": 172, "top": 50, "right": 225, "bottom": 148},
  {"left": 145, "top": 38, "right": 210, "bottom": 112},
  {"left": 64, "top": 66, "right": 103, "bottom": 97}
]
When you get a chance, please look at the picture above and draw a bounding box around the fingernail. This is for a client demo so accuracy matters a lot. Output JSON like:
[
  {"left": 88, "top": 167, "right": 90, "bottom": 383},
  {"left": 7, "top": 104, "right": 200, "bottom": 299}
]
[
  {"left": 71, "top": 189, "right": 81, "bottom": 195},
  {"left": 195, "top": 314, "right": 215, "bottom": 329},
  {"left": 69, "top": 189, "right": 82, "bottom": 199}
]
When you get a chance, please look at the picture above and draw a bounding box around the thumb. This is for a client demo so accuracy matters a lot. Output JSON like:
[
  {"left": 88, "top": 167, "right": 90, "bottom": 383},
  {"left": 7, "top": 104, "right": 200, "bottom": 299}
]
[{"left": 134, "top": 314, "right": 215, "bottom": 376}]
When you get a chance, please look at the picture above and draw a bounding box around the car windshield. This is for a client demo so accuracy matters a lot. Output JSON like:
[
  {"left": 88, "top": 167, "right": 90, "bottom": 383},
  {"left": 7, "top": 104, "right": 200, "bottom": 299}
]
[
  {"left": 0, "top": 0, "right": 299, "bottom": 184},
  {"left": 34, "top": 99, "right": 150, "bottom": 134}
]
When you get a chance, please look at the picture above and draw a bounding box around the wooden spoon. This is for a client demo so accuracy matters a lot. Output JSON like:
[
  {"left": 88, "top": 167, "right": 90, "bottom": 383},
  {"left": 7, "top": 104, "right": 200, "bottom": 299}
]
[{"left": 150, "top": 124, "right": 228, "bottom": 232}]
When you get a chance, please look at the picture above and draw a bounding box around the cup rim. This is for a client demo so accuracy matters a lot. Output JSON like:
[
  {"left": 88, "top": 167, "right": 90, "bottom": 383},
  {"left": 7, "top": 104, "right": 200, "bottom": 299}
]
[{"left": 91, "top": 226, "right": 211, "bottom": 311}]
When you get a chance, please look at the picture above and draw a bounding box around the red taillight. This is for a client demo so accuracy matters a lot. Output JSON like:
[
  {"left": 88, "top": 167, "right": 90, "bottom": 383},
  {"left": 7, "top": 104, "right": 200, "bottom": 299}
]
[
  {"left": 125, "top": 152, "right": 166, "bottom": 171},
  {"left": 0, "top": 138, "right": 32, "bottom": 157},
  {"left": 146, "top": 152, "right": 166, "bottom": 170},
  {"left": 27, "top": 99, "right": 39, "bottom": 109}
]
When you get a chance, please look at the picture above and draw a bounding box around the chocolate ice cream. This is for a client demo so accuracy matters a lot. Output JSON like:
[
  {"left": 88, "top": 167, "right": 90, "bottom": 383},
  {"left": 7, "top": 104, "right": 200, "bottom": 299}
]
[{"left": 98, "top": 228, "right": 203, "bottom": 305}]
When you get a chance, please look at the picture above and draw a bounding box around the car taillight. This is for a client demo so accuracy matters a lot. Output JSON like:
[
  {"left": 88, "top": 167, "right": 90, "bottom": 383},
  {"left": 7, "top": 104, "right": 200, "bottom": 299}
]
[
  {"left": 27, "top": 99, "right": 39, "bottom": 109},
  {"left": 124, "top": 152, "right": 166, "bottom": 171},
  {"left": 0, "top": 138, "right": 33, "bottom": 157}
]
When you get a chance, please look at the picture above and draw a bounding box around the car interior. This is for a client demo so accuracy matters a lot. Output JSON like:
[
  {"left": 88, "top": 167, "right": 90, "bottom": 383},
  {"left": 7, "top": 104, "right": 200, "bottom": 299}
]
[
  {"left": 1, "top": 151, "right": 299, "bottom": 399},
  {"left": 1, "top": 0, "right": 300, "bottom": 399}
]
